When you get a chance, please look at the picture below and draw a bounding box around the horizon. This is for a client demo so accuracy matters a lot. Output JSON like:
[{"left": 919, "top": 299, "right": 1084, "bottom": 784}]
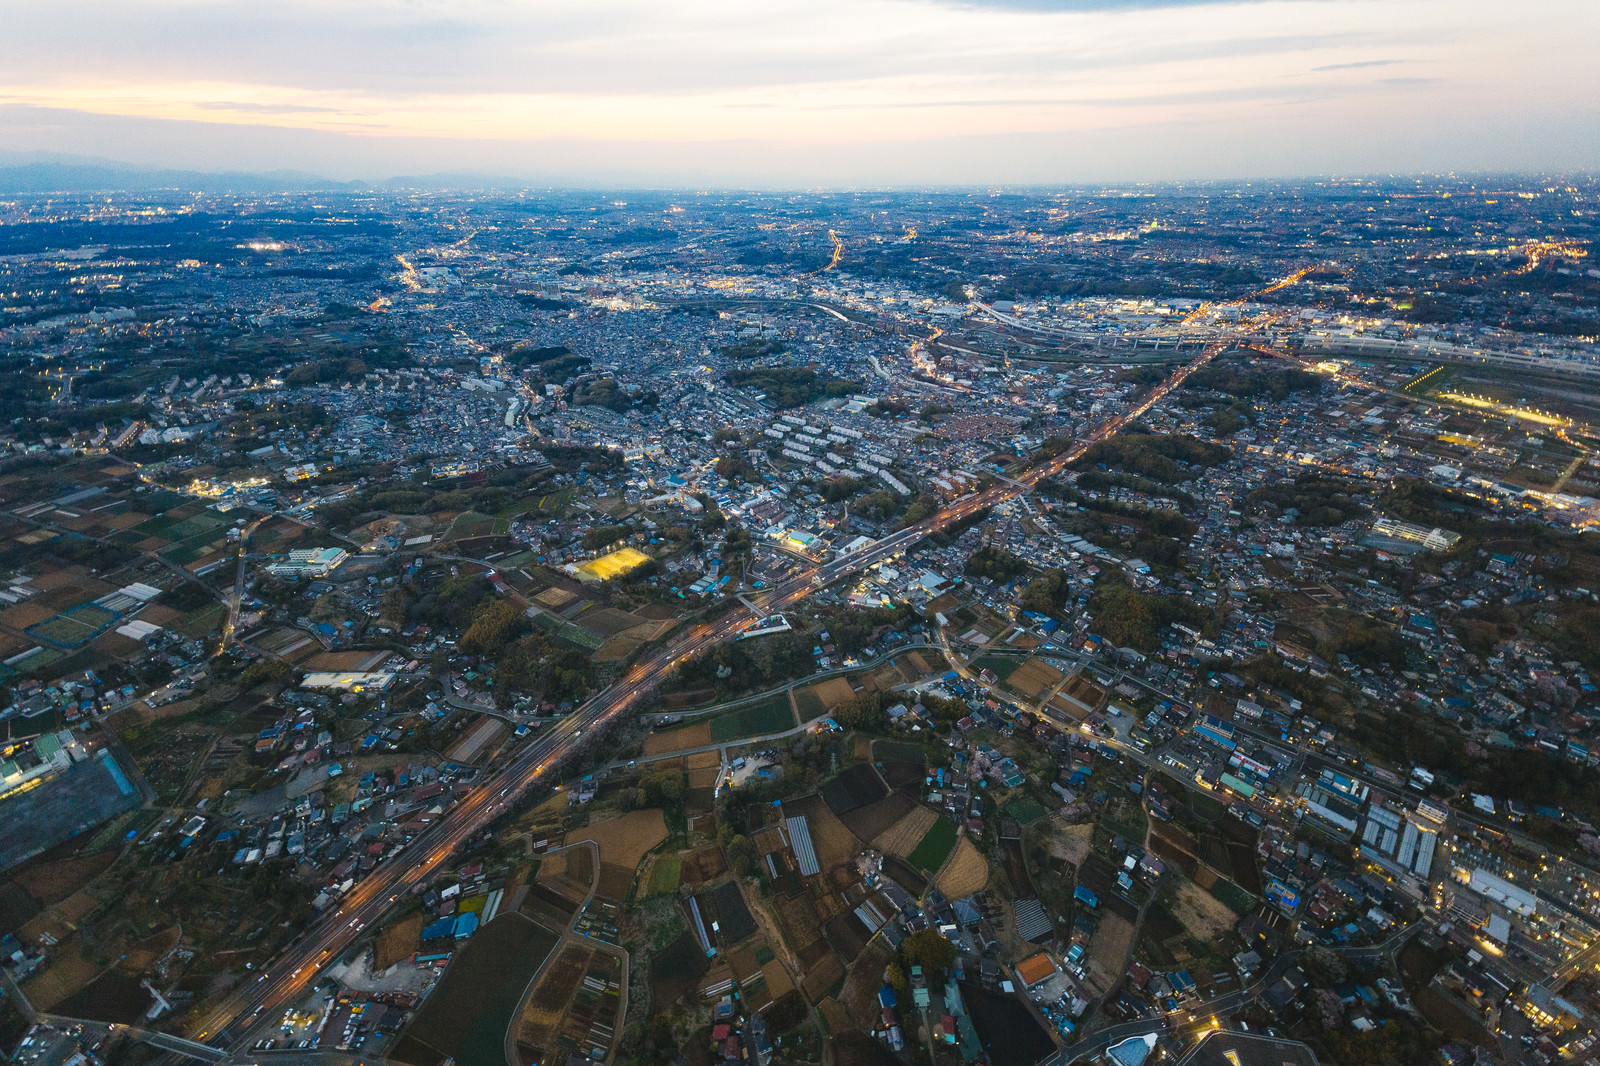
[{"left": 0, "top": 151, "right": 1593, "bottom": 195}]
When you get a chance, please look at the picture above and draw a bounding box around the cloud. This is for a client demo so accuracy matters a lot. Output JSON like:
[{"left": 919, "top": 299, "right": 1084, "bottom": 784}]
[
  {"left": 942, "top": 0, "right": 1313, "bottom": 9},
  {"left": 195, "top": 101, "right": 340, "bottom": 115},
  {"left": 0, "top": 0, "right": 1594, "bottom": 181},
  {"left": 1313, "top": 58, "right": 1403, "bottom": 71}
]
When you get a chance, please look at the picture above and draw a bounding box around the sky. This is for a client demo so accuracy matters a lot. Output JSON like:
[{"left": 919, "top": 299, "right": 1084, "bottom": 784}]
[{"left": 0, "top": 0, "right": 1595, "bottom": 185}]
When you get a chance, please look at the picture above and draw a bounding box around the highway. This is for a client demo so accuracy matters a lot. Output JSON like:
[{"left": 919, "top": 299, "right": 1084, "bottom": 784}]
[{"left": 182, "top": 284, "right": 1290, "bottom": 1052}]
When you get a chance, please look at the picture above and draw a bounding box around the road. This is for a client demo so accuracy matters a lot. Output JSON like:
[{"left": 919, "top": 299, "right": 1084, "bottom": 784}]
[
  {"left": 182, "top": 287, "right": 1293, "bottom": 1052},
  {"left": 216, "top": 515, "right": 268, "bottom": 656}
]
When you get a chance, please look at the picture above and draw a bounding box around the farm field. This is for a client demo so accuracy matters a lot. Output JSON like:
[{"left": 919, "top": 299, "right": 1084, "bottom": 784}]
[
  {"left": 907, "top": 817, "right": 957, "bottom": 875},
  {"left": 1005, "top": 659, "right": 1066, "bottom": 702},
  {"left": 536, "top": 845, "right": 596, "bottom": 905},
  {"left": 838, "top": 792, "right": 915, "bottom": 845},
  {"left": 793, "top": 685, "right": 826, "bottom": 722},
  {"left": 643, "top": 721, "right": 711, "bottom": 756},
  {"left": 709, "top": 693, "right": 796, "bottom": 743},
  {"left": 805, "top": 676, "right": 858, "bottom": 711},
  {"left": 784, "top": 794, "right": 859, "bottom": 872},
  {"left": 872, "top": 805, "right": 937, "bottom": 859},
  {"left": 646, "top": 855, "right": 682, "bottom": 896},
  {"left": 391, "top": 913, "right": 559, "bottom": 1066},
  {"left": 375, "top": 913, "right": 423, "bottom": 969},
  {"left": 820, "top": 765, "right": 888, "bottom": 816},
  {"left": 512, "top": 941, "right": 622, "bottom": 1066},
  {"left": 934, "top": 837, "right": 989, "bottom": 898},
  {"left": 569, "top": 808, "right": 667, "bottom": 870}
]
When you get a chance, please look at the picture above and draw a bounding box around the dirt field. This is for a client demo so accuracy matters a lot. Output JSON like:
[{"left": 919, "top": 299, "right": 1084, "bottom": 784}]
[
  {"left": 785, "top": 795, "right": 860, "bottom": 872},
  {"left": 934, "top": 837, "right": 990, "bottom": 898},
  {"left": 568, "top": 808, "right": 668, "bottom": 871},
  {"left": 801, "top": 953, "right": 846, "bottom": 1003},
  {"left": 537, "top": 845, "right": 596, "bottom": 904},
  {"left": 393, "top": 913, "right": 559, "bottom": 1066},
  {"left": 1048, "top": 823, "right": 1094, "bottom": 869},
  {"left": 840, "top": 939, "right": 895, "bottom": 1028},
  {"left": 1084, "top": 912, "right": 1135, "bottom": 995},
  {"left": 1006, "top": 659, "right": 1066, "bottom": 702},
  {"left": 22, "top": 943, "right": 103, "bottom": 1010},
  {"left": 685, "top": 750, "right": 720, "bottom": 770},
  {"left": 679, "top": 847, "right": 726, "bottom": 886},
  {"left": 643, "top": 721, "right": 711, "bottom": 755},
  {"left": 375, "top": 913, "right": 423, "bottom": 969},
  {"left": 21, "top": 889, "right": 98, "bottom": 945},
  {"left": 839, "top": 792, "right": 916, "bottom": 844},
  {"left": 809, "top": 676, "right": 858, "bottom": 710},
  {"left": 1170, "top": 880, "right": 1239, "bottom": 941},
  {"left": 595, "top": 863, "right": 635, "bottom": 902},
  {"left": 763, "top": 958, "right": 795, "bottom": 1000},
  {"left": 902, "top": 651, "right": 933, "bottom": 677},
  {"left": 1061, "top": 675, "right": 1105, "bottom": 712},
  {"left": 12, "top": 851, "right": 116, "bottom": 909},
  {"left": 872, "top": 805, "right": 937, "bottom": 858}
]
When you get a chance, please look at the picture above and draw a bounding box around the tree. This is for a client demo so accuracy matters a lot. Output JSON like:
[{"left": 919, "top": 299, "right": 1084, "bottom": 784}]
[
  {"left": 458, "top": 599, "right": 526, "bottom": 658},
  {"left": 901, "top": 929, "right": 956, "bottom": 978}
]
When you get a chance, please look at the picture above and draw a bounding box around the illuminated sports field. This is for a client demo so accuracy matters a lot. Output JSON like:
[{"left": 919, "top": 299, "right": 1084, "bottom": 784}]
[{"left": 575, "top": 547, "right": 650, "bottom": 582}]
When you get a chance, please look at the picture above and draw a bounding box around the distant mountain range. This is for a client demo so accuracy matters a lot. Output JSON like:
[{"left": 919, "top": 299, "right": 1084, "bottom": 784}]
[{"left": 0, "top": 154, "right": 537, "bottom": 195}]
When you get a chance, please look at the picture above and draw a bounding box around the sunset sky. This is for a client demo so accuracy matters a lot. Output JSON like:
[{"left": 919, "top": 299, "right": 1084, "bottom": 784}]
[{"left": 1, "top": 0, "right": 1595, "bottom": 183}]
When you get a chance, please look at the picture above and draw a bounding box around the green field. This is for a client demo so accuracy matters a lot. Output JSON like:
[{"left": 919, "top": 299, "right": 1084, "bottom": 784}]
[
  {"left": 1188, "top": 790, "right": 1226, "bottom": 822},
  {"left": 971, "top": 654, "right": 1022, "bottom": 681},
  {"left": 446, "top": 511, "right": 497, "bottom": 541},
  {"left": 710, "top": 694, "right": 796, "bottom": 743},
  {"left": 179, "top": 604, "right": 226, "bottom": 639},
  {"left": 28, "top": 613, "right": 103, "bottom": 647},
  {"left": 907, "top": 817, "right": 958, "bottom": 874},
  {"left": 1004, "top": 797, "right": 1049, "bottom": 825},
  {"left": 648, "top": 856, "right": 682, "bottom": 896},
  {"left": 1207, "top": 876, "right": 1256, "bottom": 916},
  {"left": 793, "top": 687, "right": 825, "bottom": 722}
]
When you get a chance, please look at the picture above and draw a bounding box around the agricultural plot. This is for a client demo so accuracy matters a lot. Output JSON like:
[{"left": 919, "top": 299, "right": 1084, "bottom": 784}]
[
  {"left": 1004, "top": 659, "right": 1066, "bottom": 702},
  {"left": 793, "top": 686, "right": 826, "bottom": 722},
  {"left": 650, "top": 929, "right": 710, "bottom": 1007},
  {"left": 513, "top": 942, "right": 622, "bottom": 1066},
  {"left": 26, "top": 603, "right": 121, "bottom": 648},
  {"left": 971, "top": 655, "right": 1021, "bottom": 682},
  {"left": 907, "top": 817, "right": 958, "bottom": 875},
  {"left": 838, "top": 792, "right": 915, "bottom": 845},
  {"left": 643, "top": 720, "right": 712, "bottom": 756},
  {"left": 820, "top": 765, "right": 888, "bottom": 816},
  {"left": 1005, "top": 796, "right": 1049, "bottom": 825},
  {"left": 934, "top": 837, "right": 990, "bottom": 898},
  {"left": 1170, "top": 881, "right": 1240, "bottom": 942},
  {"left": 872, "top": 805, "right": 937, "bottom": 859},
  {"left": 646, "top": 855, "right": 682, "bottom": 896},
  {"left": 374, "top": 913, "right": 423, "bottom": 969},
  {"left": 708, "top": 881, "right": 757, "bottom": 947},
  {"left": 536, "top": 846, "right": 596, "bottom": 905},
  {"left": 391, "top": 913, "right": 559, "bottom": 1066},
  {"left": 840, "top": 938, "right": 896, "bottom": 1028},
  {"left": 569, "top": 808, "right": 668, "bottom": 872},
  {"left": 1083, "top": 912, "right": 1136, "bottom": 995},
  {"left": 784, "top": 794, "right": 859, "bottom": 873},
  {"left": 709, "top": 693, "right": 796, "bottom": 743},
  {"left": 804, "top": 676, "right": 858, "bottom": 711}
]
